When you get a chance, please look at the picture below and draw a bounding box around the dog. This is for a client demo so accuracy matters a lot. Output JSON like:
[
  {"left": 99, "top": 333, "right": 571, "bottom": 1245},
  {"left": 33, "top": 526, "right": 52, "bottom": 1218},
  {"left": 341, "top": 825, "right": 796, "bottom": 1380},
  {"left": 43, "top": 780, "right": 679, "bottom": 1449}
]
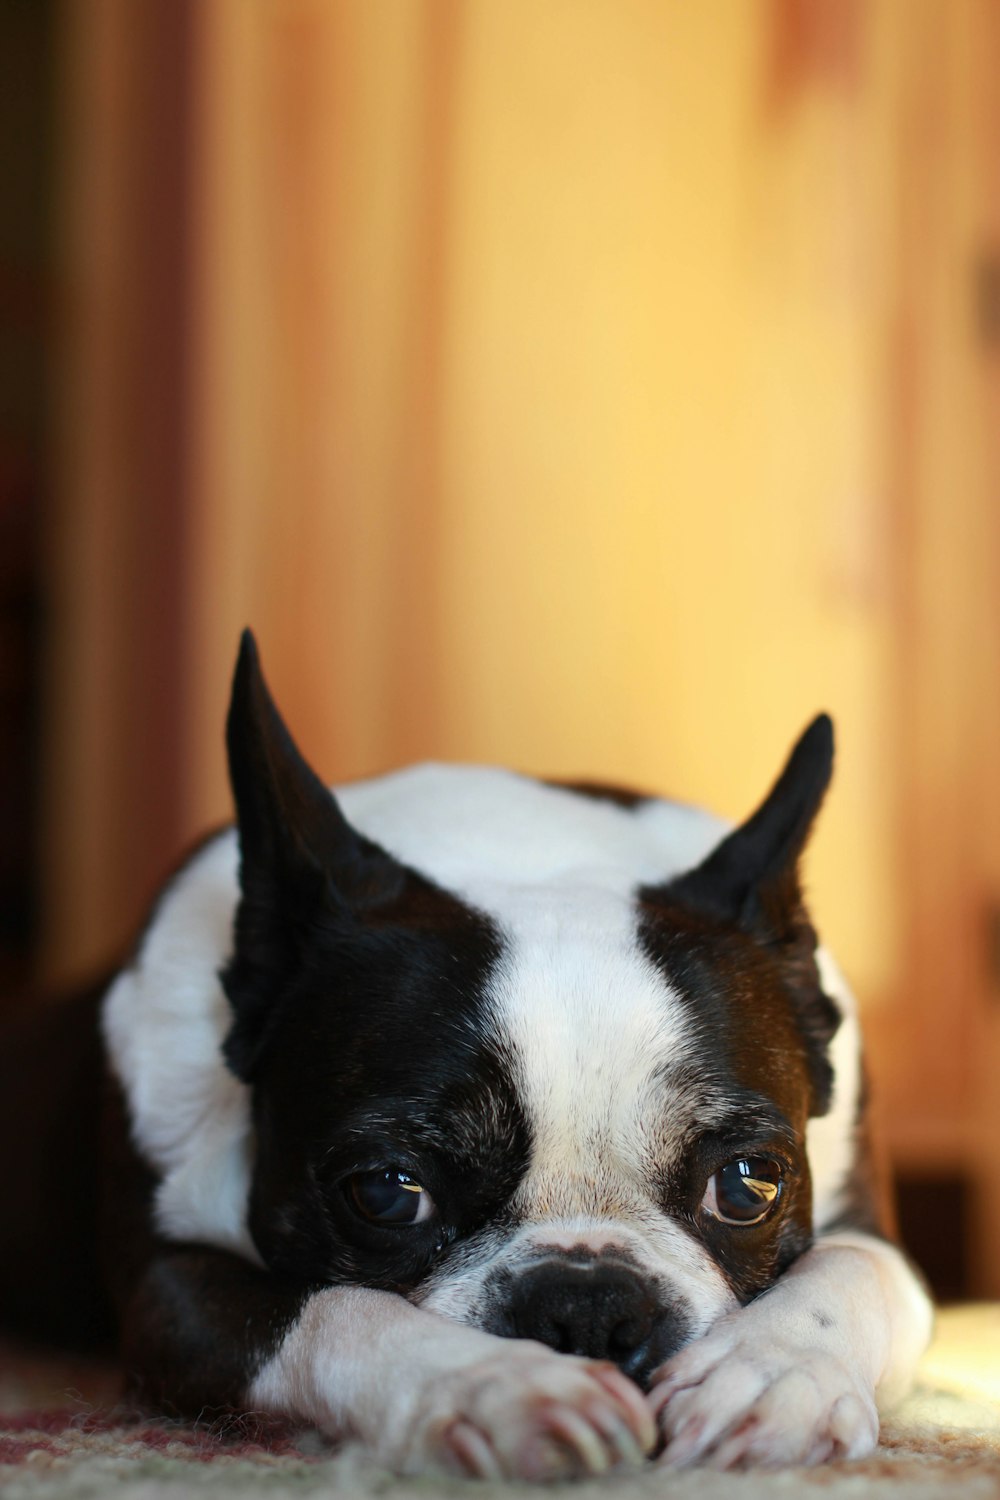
[{"left": 0, "top": 630, "right": 931, "bottom": 1478}]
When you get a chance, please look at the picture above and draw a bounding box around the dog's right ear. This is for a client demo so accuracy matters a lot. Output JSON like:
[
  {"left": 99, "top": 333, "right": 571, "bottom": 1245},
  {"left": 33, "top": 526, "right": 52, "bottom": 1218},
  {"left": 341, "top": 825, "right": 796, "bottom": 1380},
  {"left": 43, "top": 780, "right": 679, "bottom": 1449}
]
[{"left": 222, "top": 629, "right": 403, "bottom": 1078}]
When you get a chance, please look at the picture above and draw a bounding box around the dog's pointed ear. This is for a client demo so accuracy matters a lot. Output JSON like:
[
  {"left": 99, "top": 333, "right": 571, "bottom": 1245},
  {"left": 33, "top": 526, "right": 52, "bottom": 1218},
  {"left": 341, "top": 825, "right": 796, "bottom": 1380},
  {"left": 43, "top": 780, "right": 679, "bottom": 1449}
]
[
  {"left": 226, "top": 629, "right": 380, "bottom": 902},
  {"left": 222, "top": 630, "right": 403, "bottom": 1078},
  {"left": 655, "top": 714, "right": 834, "bottom": 944}
]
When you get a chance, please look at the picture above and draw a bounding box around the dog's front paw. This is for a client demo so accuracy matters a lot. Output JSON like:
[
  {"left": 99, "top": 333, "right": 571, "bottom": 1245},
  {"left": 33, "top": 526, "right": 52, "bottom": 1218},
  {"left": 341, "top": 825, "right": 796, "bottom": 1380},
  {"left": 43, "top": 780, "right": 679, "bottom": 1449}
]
[
  {"left": 647, "top": 1314, "right": 879, "bottom": 1469},
  {"left": 396, "top": 1344, "right": 656, "bottom": 1481}
]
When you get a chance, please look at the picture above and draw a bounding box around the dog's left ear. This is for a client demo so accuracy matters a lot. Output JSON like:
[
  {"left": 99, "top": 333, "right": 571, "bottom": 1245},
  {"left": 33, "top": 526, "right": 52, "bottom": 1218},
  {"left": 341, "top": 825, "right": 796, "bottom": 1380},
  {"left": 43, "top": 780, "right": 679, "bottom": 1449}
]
[{"left": 652, "top": 714, "right": 834, "bottom": 947}]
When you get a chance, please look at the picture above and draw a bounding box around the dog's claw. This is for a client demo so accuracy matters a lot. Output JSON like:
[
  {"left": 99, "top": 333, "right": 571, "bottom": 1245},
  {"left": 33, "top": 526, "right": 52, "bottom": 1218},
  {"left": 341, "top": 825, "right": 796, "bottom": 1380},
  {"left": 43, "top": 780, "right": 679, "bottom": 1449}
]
[
  {"left": 590, "top": 1363, "right": 658, "bottom": 1453},
  {"left": 583, "top": 1400, "right": 649, "bottom": 1468},
  {"left": 540, "top": 1403, "right": 612, "bottom": 1475},
  {"left": 443, "top": 1419, "right": 504, "bottom": 1479}
]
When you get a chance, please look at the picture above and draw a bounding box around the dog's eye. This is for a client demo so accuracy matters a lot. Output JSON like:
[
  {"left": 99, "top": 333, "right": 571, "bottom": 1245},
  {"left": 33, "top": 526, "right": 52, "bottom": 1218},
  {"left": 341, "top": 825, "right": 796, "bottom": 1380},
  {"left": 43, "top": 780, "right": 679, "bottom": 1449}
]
[
  {"left": 345, "top": 1170, "right": 436, "bottom": 1226},
  {"left": 701, "top": 1157, "right": 783, "bottom": 1226}
]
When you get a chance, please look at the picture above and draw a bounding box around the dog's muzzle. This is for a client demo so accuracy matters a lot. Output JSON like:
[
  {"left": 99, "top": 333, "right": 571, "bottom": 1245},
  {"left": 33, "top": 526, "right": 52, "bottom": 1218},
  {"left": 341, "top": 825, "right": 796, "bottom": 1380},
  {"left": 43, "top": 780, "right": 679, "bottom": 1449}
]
[{"left": 484, "top": 1252, "right": 690, "bottom": 1387}]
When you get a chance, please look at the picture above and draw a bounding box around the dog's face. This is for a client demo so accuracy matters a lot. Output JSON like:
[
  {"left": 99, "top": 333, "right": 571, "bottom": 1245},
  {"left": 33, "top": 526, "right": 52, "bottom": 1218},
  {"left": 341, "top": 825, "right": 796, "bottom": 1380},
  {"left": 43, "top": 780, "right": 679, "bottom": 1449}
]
[{"left": 221, "top": 635, "right": 840, "bottom": 1388}]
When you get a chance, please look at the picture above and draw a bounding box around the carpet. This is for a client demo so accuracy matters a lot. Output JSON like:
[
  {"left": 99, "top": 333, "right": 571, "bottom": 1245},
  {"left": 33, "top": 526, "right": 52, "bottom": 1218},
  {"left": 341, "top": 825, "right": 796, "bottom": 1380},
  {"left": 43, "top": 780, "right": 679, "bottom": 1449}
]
[{"left": 2, "top": 1306, "right": 999, "bottom": 1498}]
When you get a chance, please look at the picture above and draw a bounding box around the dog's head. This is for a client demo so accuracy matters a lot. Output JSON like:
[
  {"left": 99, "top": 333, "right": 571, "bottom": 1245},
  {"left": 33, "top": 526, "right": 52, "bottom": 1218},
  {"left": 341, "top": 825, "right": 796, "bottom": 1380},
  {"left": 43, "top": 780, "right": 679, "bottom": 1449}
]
[{"left": 221, "top": 632, "right": 840, "bottom": 1387}]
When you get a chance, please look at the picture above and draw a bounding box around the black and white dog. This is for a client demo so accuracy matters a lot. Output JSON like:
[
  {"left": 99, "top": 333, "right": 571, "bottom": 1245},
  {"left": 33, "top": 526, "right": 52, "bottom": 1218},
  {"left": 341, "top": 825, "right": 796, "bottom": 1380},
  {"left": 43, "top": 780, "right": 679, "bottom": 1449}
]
[{"left": 1, "top": 632, "right": 931, "bottom": 1478}]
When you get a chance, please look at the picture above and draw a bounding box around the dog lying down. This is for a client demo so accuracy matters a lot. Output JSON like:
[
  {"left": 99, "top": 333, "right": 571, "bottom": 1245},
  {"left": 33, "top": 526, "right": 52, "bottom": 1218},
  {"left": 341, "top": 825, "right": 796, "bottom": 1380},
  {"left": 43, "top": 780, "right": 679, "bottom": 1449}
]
[{"left": 0, "top": 632, "right": 931, "bottom": 1479}]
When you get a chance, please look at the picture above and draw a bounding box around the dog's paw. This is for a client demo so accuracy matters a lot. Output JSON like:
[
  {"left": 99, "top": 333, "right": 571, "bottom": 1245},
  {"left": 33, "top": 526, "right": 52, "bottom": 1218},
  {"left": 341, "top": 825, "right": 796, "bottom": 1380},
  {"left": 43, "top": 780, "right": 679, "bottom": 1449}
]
[
  {"left": 394, "top": 1344, "right": 656, "bottom": 1481},
  {"left": 647, "top": 1314, "right": 879, "bottom": 1469}
]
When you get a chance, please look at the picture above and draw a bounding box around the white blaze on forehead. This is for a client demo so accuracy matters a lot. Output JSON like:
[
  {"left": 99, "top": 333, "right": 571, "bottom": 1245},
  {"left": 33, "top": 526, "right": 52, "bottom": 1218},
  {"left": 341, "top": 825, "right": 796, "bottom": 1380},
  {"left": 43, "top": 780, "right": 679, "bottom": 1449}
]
[{"left": 477, "top": 883, "right": 694, "bottom": 1210}]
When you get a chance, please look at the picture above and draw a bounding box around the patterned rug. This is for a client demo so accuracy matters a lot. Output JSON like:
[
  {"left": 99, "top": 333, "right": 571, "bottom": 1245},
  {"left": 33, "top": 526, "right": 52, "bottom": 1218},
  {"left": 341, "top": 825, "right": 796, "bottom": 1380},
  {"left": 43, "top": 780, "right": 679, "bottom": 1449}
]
[{"left": 2, "top": 1307, "right": 999, "bottom": 1498}]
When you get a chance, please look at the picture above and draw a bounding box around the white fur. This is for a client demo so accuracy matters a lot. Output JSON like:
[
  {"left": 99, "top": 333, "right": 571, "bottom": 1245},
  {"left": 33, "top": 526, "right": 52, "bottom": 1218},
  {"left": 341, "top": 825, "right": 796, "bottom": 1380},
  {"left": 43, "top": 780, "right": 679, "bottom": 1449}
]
[
  {"left": 101, "top": 832, "right": 260, "bottom": 1263},
  {"left": 337, "top": 764, "right": 729, "bottom": 895},
  {"left": 482, "top": 883, "right": 694, "bottom": 1193},
  {"left": 808, "top": 949, "right": 864, "bottom": 1231}
]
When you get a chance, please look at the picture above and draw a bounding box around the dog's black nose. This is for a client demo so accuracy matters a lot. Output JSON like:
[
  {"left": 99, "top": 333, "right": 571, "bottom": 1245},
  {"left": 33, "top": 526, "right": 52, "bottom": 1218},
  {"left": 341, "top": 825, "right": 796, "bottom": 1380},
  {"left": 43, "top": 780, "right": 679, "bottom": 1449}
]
[{"left": 494, "top": 1258, "right": 683, "bottom": 1383}]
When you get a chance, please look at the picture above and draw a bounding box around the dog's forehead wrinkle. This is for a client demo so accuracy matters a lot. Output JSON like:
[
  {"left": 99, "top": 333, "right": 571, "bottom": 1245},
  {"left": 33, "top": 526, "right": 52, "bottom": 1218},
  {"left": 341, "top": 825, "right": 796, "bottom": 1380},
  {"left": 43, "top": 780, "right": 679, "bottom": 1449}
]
[{"left": 334, "top": 1086, "right": 519, "bottom": 1162}]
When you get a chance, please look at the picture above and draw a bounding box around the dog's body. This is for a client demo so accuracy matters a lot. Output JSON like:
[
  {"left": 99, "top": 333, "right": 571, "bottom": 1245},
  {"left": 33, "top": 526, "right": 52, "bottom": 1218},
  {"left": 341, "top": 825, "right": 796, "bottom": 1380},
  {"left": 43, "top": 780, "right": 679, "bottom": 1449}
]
[{"left": 0, "top": 634, "right": 931, "bottom": 1478}]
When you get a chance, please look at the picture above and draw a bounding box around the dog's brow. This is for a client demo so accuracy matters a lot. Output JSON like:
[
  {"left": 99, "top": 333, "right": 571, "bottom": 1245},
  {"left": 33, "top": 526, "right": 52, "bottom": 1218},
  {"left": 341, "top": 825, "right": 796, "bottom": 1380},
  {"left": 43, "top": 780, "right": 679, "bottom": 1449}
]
[
  {"left": 329, "top": 1094, "right": 521, "bottom": 1160},
  {"left": 701, "top": 1101, "right": 799, "bottom": 1156}
]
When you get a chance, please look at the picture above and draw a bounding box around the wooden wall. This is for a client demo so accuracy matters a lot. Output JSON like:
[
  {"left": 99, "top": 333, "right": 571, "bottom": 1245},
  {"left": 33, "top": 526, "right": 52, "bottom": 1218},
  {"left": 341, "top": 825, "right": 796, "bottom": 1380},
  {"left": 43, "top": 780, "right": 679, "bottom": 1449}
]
[{"left": 41, "top": 1, "right": 1000, "bottom": 1290}]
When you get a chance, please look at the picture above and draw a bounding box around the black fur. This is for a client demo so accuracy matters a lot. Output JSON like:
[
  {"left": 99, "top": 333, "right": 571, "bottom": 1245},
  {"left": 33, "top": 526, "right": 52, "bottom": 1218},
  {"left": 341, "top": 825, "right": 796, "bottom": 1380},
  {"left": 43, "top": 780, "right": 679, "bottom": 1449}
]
[
  {"left": 221, "top": 633, "right": 533, "bottom": 1294},
  {"left": 545, "top": 777, "right": 651, "bottom": 809},
  {"left": 222, "top": 630, "right": 415, "bottom": 1081}
]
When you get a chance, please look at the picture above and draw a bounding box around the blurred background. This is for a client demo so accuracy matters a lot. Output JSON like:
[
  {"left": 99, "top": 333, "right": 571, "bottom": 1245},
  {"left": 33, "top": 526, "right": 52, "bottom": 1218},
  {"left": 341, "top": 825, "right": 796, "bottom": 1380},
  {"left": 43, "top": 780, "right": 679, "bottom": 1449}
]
[{"left": 1, "top": 0, "right": 998, "bottom": 1299}]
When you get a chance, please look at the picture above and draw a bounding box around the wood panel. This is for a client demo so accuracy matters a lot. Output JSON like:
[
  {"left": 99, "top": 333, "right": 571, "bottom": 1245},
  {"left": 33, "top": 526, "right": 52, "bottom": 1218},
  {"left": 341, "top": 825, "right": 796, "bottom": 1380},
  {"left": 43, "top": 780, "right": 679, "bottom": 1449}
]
[
  {"left": 40, "top": 0, "right": 198, "bottom": 982},
  {"left": 858, "top": 0, "right": 1000, "bottom": 1294}
]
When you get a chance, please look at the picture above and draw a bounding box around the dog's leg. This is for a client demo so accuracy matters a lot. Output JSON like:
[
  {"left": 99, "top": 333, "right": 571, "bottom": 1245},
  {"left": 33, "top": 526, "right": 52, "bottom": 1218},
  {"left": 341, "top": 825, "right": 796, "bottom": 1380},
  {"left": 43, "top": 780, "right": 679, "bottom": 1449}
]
[
  {"left": 647, "top": 1231, "right": 932, "bottom": 1468},
  {"left": 120, "top": 1246, "right": 655, "bottom": 1480}
]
